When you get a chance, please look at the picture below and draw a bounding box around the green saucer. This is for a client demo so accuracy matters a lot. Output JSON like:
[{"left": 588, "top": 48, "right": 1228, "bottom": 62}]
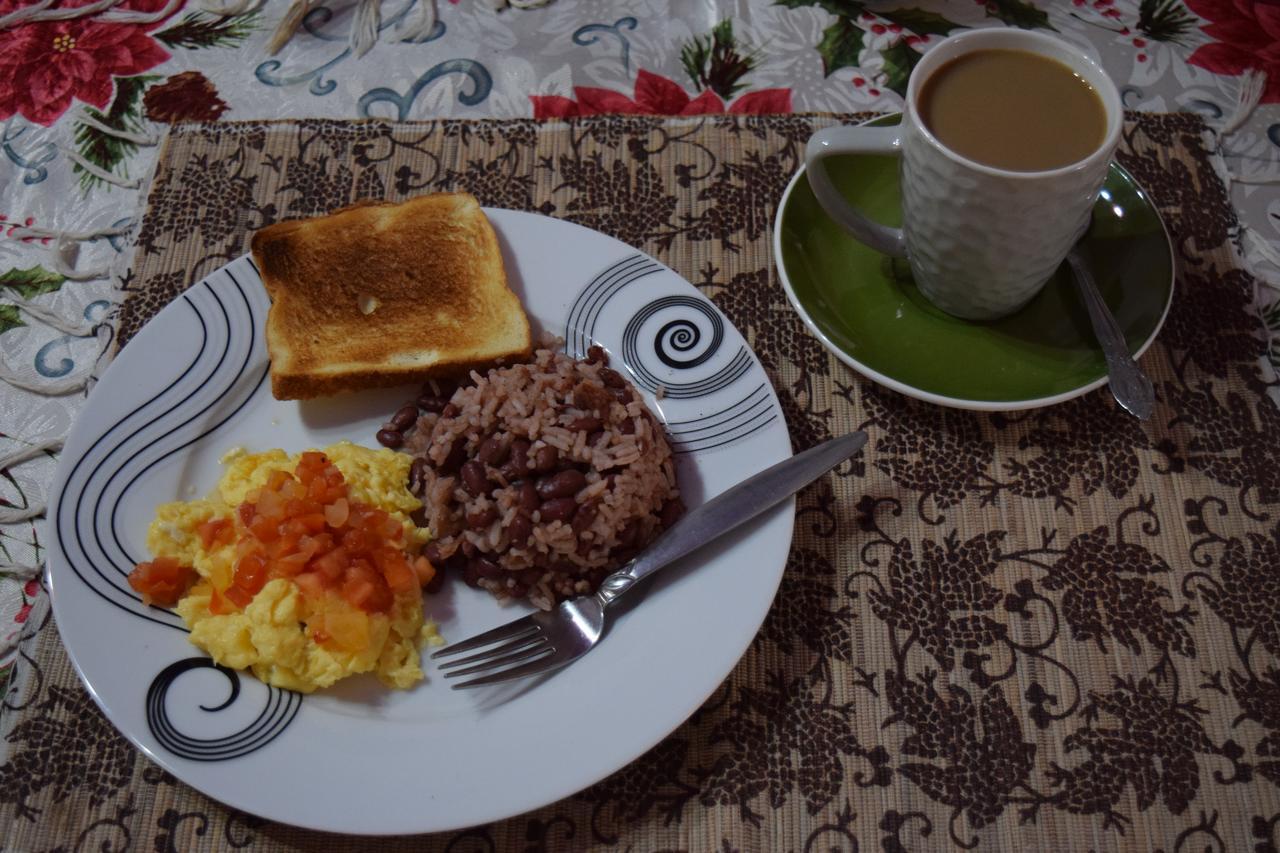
[{"left": 775, "top": 118, "right": 1174, "bottom": 410}]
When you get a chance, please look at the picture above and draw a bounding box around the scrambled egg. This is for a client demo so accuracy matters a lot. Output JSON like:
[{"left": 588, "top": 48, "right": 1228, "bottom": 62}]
[{"left": 146, "top": 442, "right": 439, "bottom": 693}]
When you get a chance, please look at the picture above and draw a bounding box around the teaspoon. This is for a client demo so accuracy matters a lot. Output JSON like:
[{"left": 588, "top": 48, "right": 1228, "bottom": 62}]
[{"left": 1065, "top": 247, "right": 1155, "bottom": 420}]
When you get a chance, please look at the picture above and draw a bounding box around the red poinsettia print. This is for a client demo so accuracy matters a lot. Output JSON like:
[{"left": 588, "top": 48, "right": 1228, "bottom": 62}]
[
  {"left": 1185, "top": 0, "right": 1280, "bottom": 103},
  {"left": 0, "top": 0, "right": 176, "bottom": 126},
  {"left": 531, "top": 69, "right": 791, "bottom": 118}
]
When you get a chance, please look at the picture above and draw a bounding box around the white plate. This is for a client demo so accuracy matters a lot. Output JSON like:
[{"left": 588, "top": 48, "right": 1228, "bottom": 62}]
[{"left": 47, "top": 209, "right": 793, "bottom": 835}]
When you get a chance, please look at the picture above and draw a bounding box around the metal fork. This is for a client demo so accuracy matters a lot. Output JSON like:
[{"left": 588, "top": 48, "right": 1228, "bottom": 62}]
[{"left": 432, "top": 430, "right": 868, "bottom": 688}]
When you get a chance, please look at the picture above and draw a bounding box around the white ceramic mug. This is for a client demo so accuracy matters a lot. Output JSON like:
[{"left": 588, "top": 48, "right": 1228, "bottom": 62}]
[{"left": 804, "top": 29, "right": 1122, "bottom": 321}]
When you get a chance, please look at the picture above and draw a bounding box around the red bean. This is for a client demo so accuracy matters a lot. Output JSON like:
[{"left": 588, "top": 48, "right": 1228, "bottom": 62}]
[
  {"left": 423, "top": 542, "right": 446, "bottom": 565},
  {"left": 532, "top": 445, "right": 559, "bottom": 472},
  {"left": 390, "top": 405, "right": 418, "bottom": 431},
  {"left": 599, "top": 367, "right": 626, "bottom": 388},
  {"left": 440, "top": 439, "right": 466, "bottom": 473},
  {"left": 609, "top": 386, "right": 632, "bottom": 403},
  {"left": 461, "top": 461, "right": 488, "bottom": 496},
  {"left": 376, "top": 429, "right": 403, "bottom": 448},
  {"left": 463, "top": 557, "right": 502, "bottom": 586},
  {"left": 620, "top": 418, "right": 636, "bottom": 435},
  {"left": 509, "top": 514, "right": 533, "bottom": 545},
  {"left": 618, "top": 519, "right": 642, "bottom": 549},
  {"left": 572, "top": 501, "right": 598, "bottom": 534},
  {"left": 536, "top": 469, "right": 587, "bottom": 500},
  {"left": 467, "top": 506, "right": 498, "bottom": 529},
  {"left": 477, "top": 435, "right": 510, "bottom": 466},
  {"left": 586, "top": 344, "right": 607, "bottom": 364},
  {"left": 441, "top": 403, "right": 459, "bottom": 418},
  {"left": 417, "top": 394, "right": 448, "bottom": 413},
  {"left": 567, "top": 416, "right": 602, "bottom": 433},
  {"left": 408, "top": 457, "right": 429, "bottom": 495},
  {"left": 519, "top": 481, "right": 540, "bottom": 512},
  {"left": 539, "top": 497, "right": 578, "bottom": 523},
  {"left": 588, "top": 430, "right": 606, "bottom": 447},
  {"left": 461, "top": 540, "right": 477, "bottom": 558}
]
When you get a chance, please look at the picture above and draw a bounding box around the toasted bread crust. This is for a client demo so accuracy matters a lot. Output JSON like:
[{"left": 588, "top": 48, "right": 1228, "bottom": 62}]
[{"left": 251, "top": 193, "right": 531, "bottom": 400}]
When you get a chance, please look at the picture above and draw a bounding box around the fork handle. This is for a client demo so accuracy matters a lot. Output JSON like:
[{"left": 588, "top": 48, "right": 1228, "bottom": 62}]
[{"left": 595, "top": 431, "right": 869, "bottom": 606}]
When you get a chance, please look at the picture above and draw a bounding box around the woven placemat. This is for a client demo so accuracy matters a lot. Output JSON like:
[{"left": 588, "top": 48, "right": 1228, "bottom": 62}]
[{"left": 4, "top": 113, "right": 1279, "bottom": 852}]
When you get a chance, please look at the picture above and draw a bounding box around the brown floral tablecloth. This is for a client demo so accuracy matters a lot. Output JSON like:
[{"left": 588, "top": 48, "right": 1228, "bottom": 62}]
[{"left": 3, "top": 113, "right": 1279, "bottom": 852}]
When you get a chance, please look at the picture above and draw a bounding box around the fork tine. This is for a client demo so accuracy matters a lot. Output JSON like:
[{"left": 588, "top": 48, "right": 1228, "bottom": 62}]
[
  {"left": 450, "top": 652, "right": 568, "bottom": 689},
  {"left": 436, "top": 633, "right": 546, "bottom": 671},
  {"left": 430, "top": 617, "right": 539, "bottom": 659},
  {"left": 441, "top": 640, "right": 554, "bottom": 679}
]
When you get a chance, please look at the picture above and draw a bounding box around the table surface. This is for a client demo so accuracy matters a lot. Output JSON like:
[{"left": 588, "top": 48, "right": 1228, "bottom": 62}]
[{"left": 2, "top": 1, "right": 1279, "bottom": 849}]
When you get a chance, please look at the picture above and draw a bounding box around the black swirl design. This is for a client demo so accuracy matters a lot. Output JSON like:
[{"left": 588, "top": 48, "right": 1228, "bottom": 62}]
[
  {"left": 665, "top": 384, "right": 780, "bottom": 453},
  {"left": 656, "top": 320, "right": 702, "bottom": 366},
  {"left": 563, "top": 253, "right": 663, "bottom": 357},
  {"left": 55, "top": 257, "right": 268, "bottom": 630},
  {"left": 563, "top": 251, "right": 782, "bottom": 453},
  {"left": 643, "top": 295, "right": 723, "bottom": 369},
  {"left": 622, "top": 296, "right": 748, "bottom": 399},
  {"left": 147, "top": 658, "right": 302, "bottom": 761}
]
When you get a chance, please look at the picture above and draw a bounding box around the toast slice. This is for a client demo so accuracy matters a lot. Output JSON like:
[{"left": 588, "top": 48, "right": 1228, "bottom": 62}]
[{"left": 251, "top": 193, "right": 531, "bottom": 400}]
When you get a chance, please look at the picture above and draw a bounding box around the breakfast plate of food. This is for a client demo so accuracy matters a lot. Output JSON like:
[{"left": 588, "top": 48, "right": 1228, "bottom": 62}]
[{"left": 47, "top": 195, "right": 793, "bottom": 834}]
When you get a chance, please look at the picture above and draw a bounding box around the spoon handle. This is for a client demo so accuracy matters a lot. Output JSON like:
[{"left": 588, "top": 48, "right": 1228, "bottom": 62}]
[{"left": 1066, "top": 249, "right": 1155, "bottom": 421}]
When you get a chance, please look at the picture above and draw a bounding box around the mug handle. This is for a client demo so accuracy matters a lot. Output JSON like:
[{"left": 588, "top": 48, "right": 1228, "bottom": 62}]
[{"left": 804, "top": 126, "right": 908, "bottom": 258}]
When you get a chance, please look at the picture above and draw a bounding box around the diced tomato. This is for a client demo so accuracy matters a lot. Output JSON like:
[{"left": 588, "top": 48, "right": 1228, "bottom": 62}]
[
  {"left": 234, "top": 552, "right": 268, "bottom": 593},
  {"left": 223, "top": 584, "right": 254, "bottom": 609},
  {"left": 274, "top": 551, "right": 310, "bottom": 577},
  {"left": 413, "top": 556, "right": 436, "bottom": 587},
  {"left": 297, "top": 451, "right": 328, "bottom": 477},
  {"left": 293, "top": 571, "right": 329, "bottom": 601},
  {"left": 293, "top": 535, "right": 322, "bottom": 564},
  {"left": 127, "top": 557, "right": 197, "bottom": 607},
  {"left": 309, "top": 549, "right": 345, "bottom": 580},
  {"left": 209, "top": 584, "right": 235, "bottom": 615},
  {"left": 341, "top": 528, "right": 370, "bottom": 552},
  {"left": 381, "top": 553, "right": 416, "bottom": 594},
  {"left": 256, "top": 488, "right": 284, "bottom": 520},
  {"left": 297, "top": 513, "right": 327, "bottom": 534},
  {"left": 279, "top": 477, "right": 305, "bottom": 501},
  {"left": 324, "top": 498, "right": 349, "bottom": 528},
  {"left": 249, "top": 516, "right": 279, "bottom": 543},
  {"left": 342, "top": 571, "right": 393, "bottom": 613},
  {"left": 141, "top": 452, "right": 429, "bottom": 618},
  {"left": 197, "top": 517, "right": 233, "bottom": 550}
]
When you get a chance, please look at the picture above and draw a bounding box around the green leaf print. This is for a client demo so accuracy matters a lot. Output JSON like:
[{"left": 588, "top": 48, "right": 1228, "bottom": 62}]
[
  {"left": 0, "top": 304, "right": 24, "bottom": 335},
  {"left": 72, "top": 74, "right": 158, "bottom": 192},
  {"left": 817, "top": 17, "right": 866, "bottom": 76},
  {"left": 1137, "top": 0, "right": 1197, "bottom": 45},
  {"left": 984, "top": 0, "right": 1056, "bottom": 31},
  {"left": 681, "top": 19, "right": 760, "bottom": 99},
  {"left": 879, "top": 8, "right": 962, "bottom": 36},
  {"left": 1262, "top": 298, "right": 1280, "bottom": 372},
  {"left": 0, "top": 266, "right": 66, "bottom": 300},
  {"left": 774, "top": 0, "right": 867, "bottom": 16},
  {"left": 155, "top": 9, "right": 261, "bottom": 49},
  {"left": 880, "top": 40, "right": 923, "bottom": 96}
]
